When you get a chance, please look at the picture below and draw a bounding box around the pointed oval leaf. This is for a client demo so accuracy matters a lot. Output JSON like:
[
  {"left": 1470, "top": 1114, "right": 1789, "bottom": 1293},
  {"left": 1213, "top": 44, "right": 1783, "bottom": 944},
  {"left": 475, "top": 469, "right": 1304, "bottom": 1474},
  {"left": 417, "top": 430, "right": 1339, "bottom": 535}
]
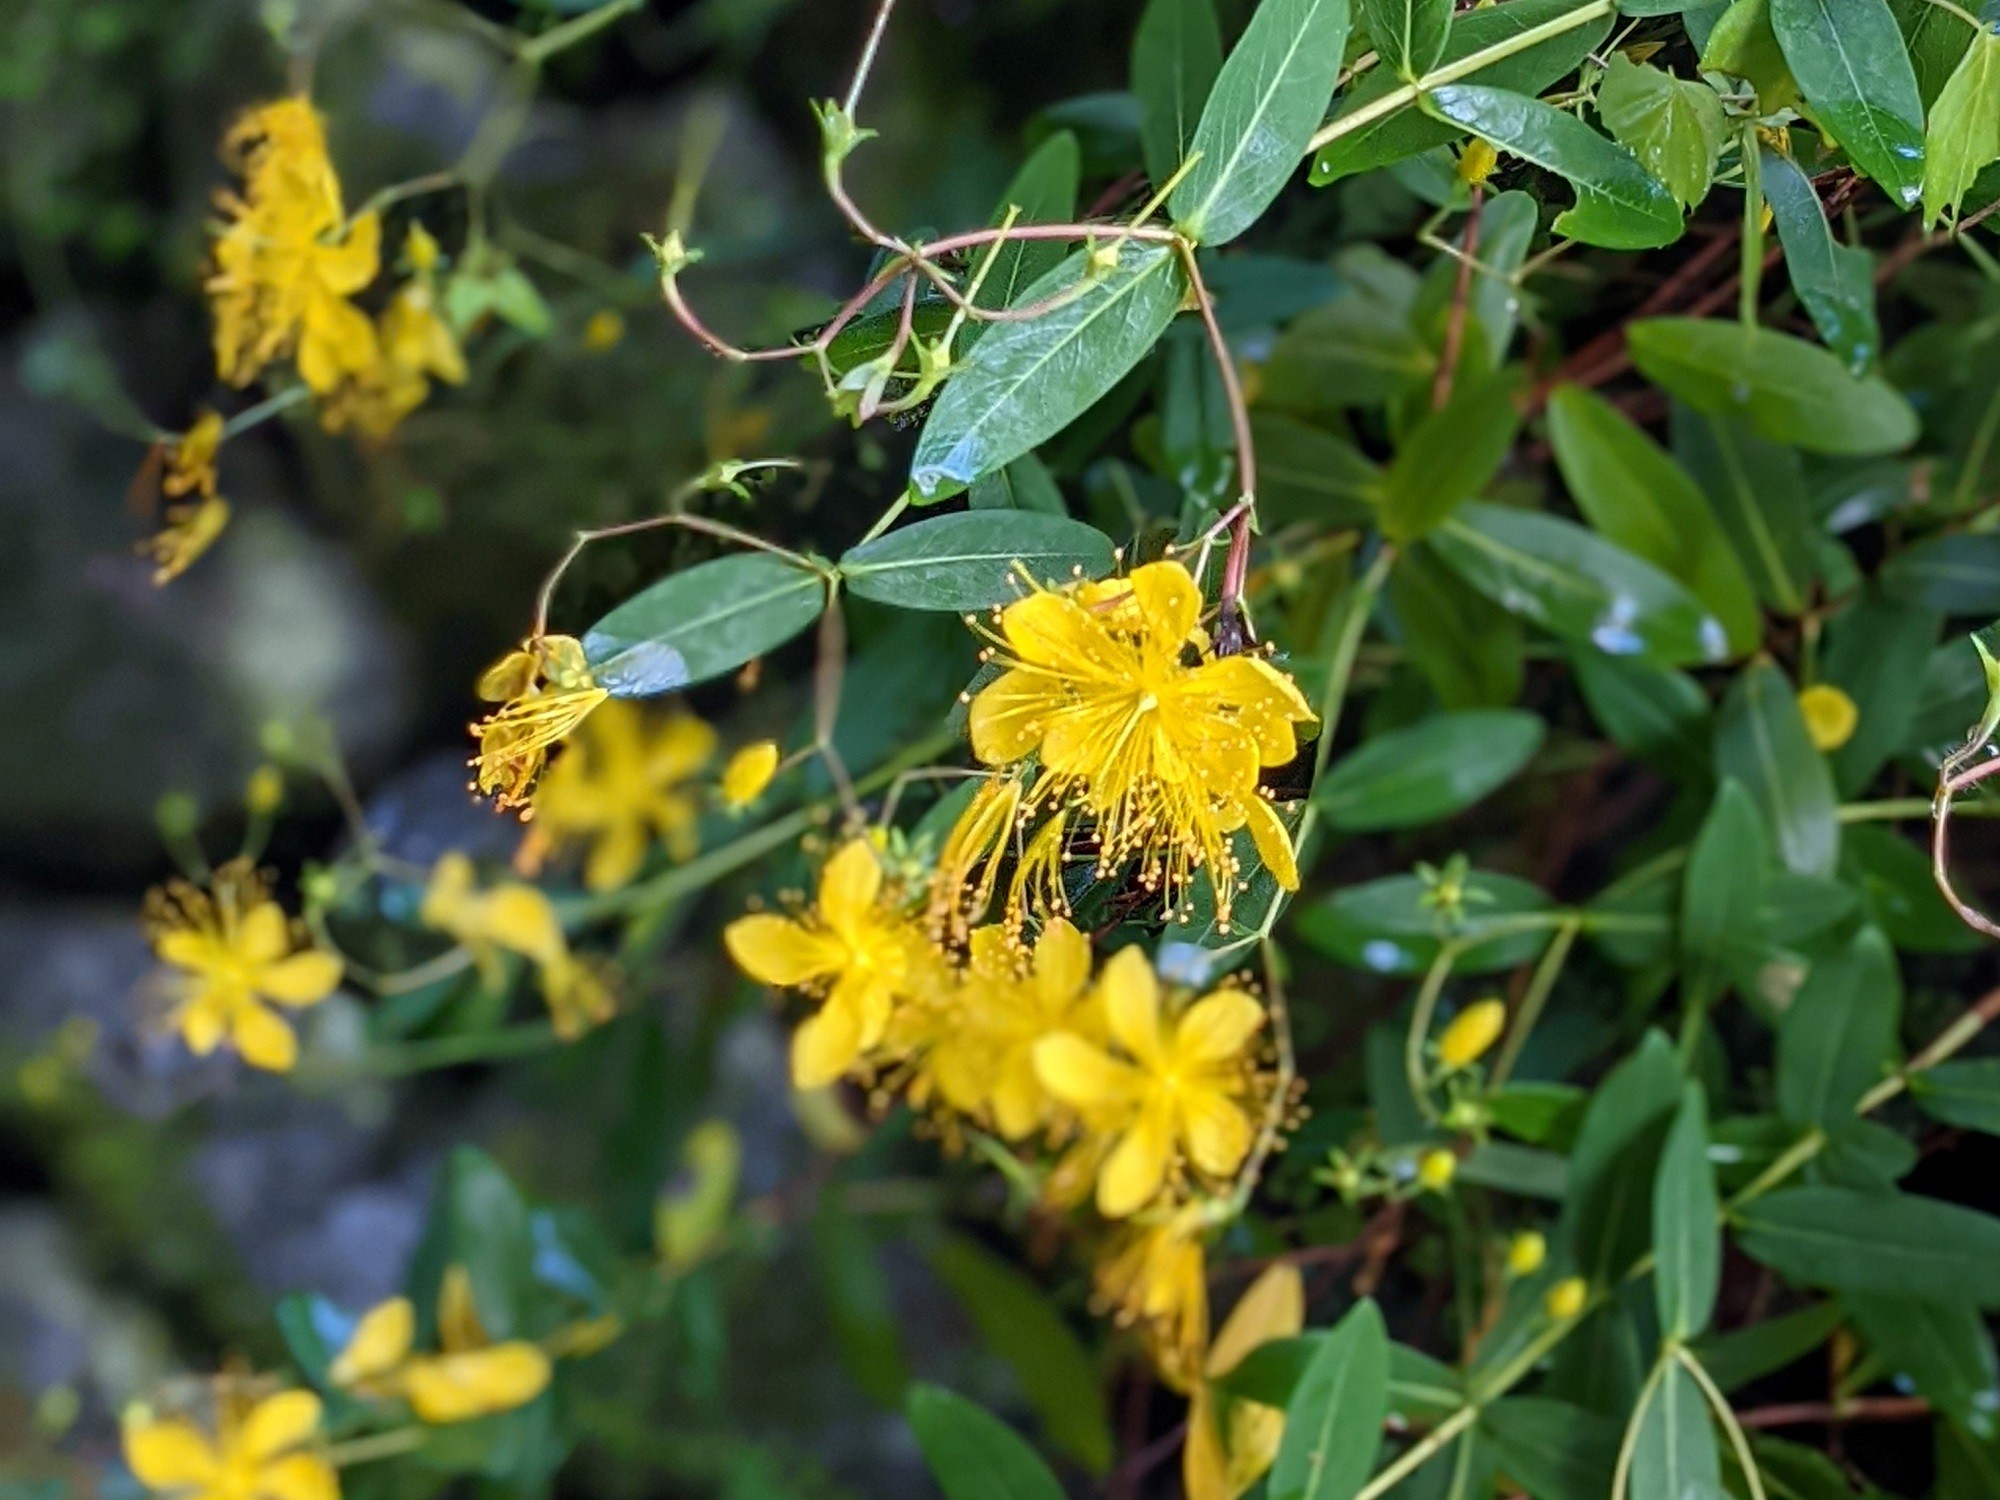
[
  {"left": 1714, "top": 659, "right": 1841, "bottom": 877},
  {"left": 1360, "top": 0, "right": 1454, "bottom": 77},
  {"left": 1654, "top": 1083, "right": 1722, "bottom": 1341},
  {"left": 1598, "top": 54, "right": 1728, "bottom": 209},
  {"left": 906, "top": 1385, "right": 1066, "bottom": 1500},
  {"left": 1631, "top": 1361, "right": 1724, "bottom": 1500},
  {"left": 1271, "top": 1299, "right": 1390, "bottom": 1500},
  {"left": 838, "top": 512, "right": 1117, "bottom": 611},
  {"left": 1133, "top": 0, "right": 1225, "bottom": 188},
  {"left": 1680, "top": 779, "right": 1772, "bottom": 1014},
  {"left": 1295, "top": 870, "right": 1553, "bottom": 974},
  {"left": 1314, "top": 708, "right": 1544, "bottom": 829},
  {"left": 1737, "top": 1187, "right": 2000, "bottom": 1305},
  {"left": 973, "top": 132, "right": 1083, "bottom": 341},
  {"left": 1670, "top": 403, "right": 1821, "bottom": 616},
  {"left": 1771, "top": 0, "right": 1926, "bottom": 207},
  {"left": 1776, "top": 925, "right": 1903, "bottom": 1128},
  {"left": 1762, "top": 145, "right": 1881, "bottom": 373},
  {"left": 1379, "top": 368, "right": 1524, "bottom": 541},
  {"left": 1923, "top": 30, "right": 2000, "bottom": 229},
  {"left": 583, "top": 553, "right": 828, "bottom": 696}
]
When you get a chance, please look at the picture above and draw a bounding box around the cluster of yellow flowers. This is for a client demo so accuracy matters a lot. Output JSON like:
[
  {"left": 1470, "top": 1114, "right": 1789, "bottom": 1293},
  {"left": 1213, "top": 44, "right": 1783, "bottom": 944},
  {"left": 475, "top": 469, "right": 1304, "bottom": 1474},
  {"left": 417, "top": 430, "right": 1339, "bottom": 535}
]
[{"left": 328, "top": 1265, "right": 551, "bottom": 1423}]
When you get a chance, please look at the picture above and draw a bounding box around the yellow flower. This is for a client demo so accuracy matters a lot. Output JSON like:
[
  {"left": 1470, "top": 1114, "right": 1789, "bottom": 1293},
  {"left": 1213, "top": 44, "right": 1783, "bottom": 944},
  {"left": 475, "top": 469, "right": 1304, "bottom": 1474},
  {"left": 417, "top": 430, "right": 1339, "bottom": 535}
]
[
  {"left": 164, "top": 412, "right": 225, "bottom": 500},
  {"left": 1798, "top": 683, "right": 1858, "bottom": 753},
  {"left": 330, "top": 1266, "right": 550, "bottom": 1424},
  {"left": 1545, "top": 1276, "right": 1588, "bottom": 1321},
  {"left": 655, "top": 1120, "right": 742, "bottom": 1270},
  {"left": 525, "top": 700, "right": 715, "bottom": 891},
  {"left": 1457, "top": 137, "right": 1500, "bottom": 186},
  {"left": 720, "top": 740, "right": 781, "bottom": 811},
  {"left": 1437, "top": 998, "right": 1507, "bottom": 1070},
  {"left": 957, "top": 559, "right": 1315, "bottom": 929},
  {"left": 724, "top": 839, "right": 937, "bottom": 1089},
  {"left": 419, "top": 852, "right": 615, "bottom": 1039},
  {"left": 1094, "top": 1205, "right": 1211, "bottom": 1391},
  {"left": 469, "top": 635, "right": 610, "bottom": 813},
  {"left": 1184, "top": 1264, "right": 1304, "bottom": 1500},
  {"left": 144, "top": 860, "right": 342, "bottom": 1072},
  {"left": 1417, "top": 1149, "right": 1457, "bottom": 1192},
  {"left": 1034, "top": 947, "right": 1267, "bottom": 1218},
  {"left": 319, "top": 230, "right": 468, "bottom": 440},
  {"left": 145, "top": 494, "right": 233, "bottom": 585},
  {"left": 583, "top": 309, "right": 626, "bottom": 351},
  {"left": 123, "top": 1386, "right": 335, "bottom": 1500},
  {"left": 206, "top": 98, "right": 381, "bottom": 393},
  {"left": 1506, "top": 1229, "right": 1547, "bottom": 1278}
]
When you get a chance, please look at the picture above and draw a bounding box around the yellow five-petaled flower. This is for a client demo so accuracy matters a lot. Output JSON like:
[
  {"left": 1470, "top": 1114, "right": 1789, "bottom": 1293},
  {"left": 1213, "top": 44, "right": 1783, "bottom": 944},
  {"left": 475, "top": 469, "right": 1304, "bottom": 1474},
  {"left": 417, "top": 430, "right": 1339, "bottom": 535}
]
[
  {"left": 123, "top": 1386, "right": 336, "bottom": 1500},
  {"left": 469, "top": 634, "right": 610, "bottom": 813}
]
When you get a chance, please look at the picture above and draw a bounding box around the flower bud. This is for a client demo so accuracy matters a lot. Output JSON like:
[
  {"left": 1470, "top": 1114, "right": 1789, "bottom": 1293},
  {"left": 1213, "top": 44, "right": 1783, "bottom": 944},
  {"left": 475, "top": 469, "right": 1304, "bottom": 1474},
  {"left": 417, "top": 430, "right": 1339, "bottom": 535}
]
[
  {"left": 721, "top": 741, "right": 780, "bottom": 811},
  {"left": 1417, "top": 1149, "right": 1457, "bottom": 1192},
  {"left": 1544, "top": 1276, "right": 1588, "bottom": 1321},
  {"left": 1506, "top": 1230, "right": 1547, "bottom": 1278},
  {"left": 1797, "top": 683, "right": 1858, "bottom": 752},
  {"left": 1438, "top": 998, "right": 1507, "bottom": 1070}
]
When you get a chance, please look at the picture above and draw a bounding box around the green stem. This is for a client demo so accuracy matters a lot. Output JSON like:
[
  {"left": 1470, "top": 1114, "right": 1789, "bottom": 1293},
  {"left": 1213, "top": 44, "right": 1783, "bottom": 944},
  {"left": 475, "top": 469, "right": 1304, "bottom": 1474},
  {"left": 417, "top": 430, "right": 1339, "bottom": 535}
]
[
  {"left": 1489, "top": 917, "right": 1577, "bottom": 1090},
  {"left": 1740, "top": 129, "right": 1765, "bottom": 329},
  {"left": 518, "top": 0, "right": 647, "bottom": 62},
  {"left": 325, "top": 1427, "right": 429, "bottom": 1467},
  {"left": 221, "top": 384, "right": 312, "bottom": 439},
  {"left": 1842, "top": 796, "right": 2000, "bottom": 822},
  {"left": 1407, "top": 940, "right": 1465, "bottom": 1123},
  {"left": 1680, "top": 1346, "right": 1769, "bottom": 1500}
]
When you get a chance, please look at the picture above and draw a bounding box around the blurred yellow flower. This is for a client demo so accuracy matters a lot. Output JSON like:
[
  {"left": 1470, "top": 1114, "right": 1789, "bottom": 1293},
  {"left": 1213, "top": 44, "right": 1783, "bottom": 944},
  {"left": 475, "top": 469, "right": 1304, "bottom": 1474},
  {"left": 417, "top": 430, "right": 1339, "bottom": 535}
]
[
  {"left": 1184, "top": 1264, "right": 1303, "bottom": 1500},
  {"left": 720, "top": 740, "right": 781, "bottom": 811},
  {"left": 1545, "top": 1276, "right": 1588, "bottom": 1321},
  {"left": 583, "top": 308, "right": 626, "bottom": 351},
  {"left": 1437, "top": 998, "right": 1507, "bottom": 1070},
  {"left": 1035, "top": 947, "right": 1265, "bottom": 1218},
  {"left": 123, "top": 1387, "right": 334, "bottom": 1500},
  {"left": 164, "top": 411, "right": 224, "bottom": 500},
  {"left": 419, "top": 852, "right": 615, "bottom": 1039},
  {"left": 526, "top": 700, "right": 715, "bottom": 891},
  {"left": 144, "top": 859, "right": 342, "bottom": 1072},
  {"left": 724, "top": 839, "right": 937, "bottom": 1088},
  {"left": 957, "top": 559, "right": 1315, "bottom": 930},
  {"left": 330, "top": 1266, "right": 550, "bottom": 1424},
  {"left": 1094, "top": 1205, "right": 1211, "bottom": 1391},
  {"left": 1506, "top": 1229, "right": 1547, "bottom": 1278},
  {"left": 1417, "top": 1148, "right": 1457, "bottom": 1192},
  {"left": 655, "top": 1120, "right": 742, "bottom": 1270},
  {"left": 146, "top": 494, "right": 233, "bottom": 585},
  {"left": 320, "top": 228, "right": 468, "bottom": 440},
  {"left": 1458, "top": 137, "right": 1500, "bottom": 185},
  {"left": 469, "top": 635, "right": 609, "bottom": 813},
  {"left": 1798, "top": 683, "right": 1858, "bottom": 752}
]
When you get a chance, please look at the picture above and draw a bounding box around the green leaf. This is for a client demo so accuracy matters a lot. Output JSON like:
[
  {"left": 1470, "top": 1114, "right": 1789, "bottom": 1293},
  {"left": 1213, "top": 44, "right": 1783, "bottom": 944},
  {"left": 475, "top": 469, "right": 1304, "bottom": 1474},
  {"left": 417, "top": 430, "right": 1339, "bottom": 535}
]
[
  {"left": 906, "top": 1385, "right": 1066, "bottom": 1500},
  {"left": 1738, "top": 1187, "right": 2000, "bottom": 1304},
  {"left": 1681, "top": 780, "right": 1772, "bottom": 1014},
  {"left": 1547, "top": 384, "right": 1760, "bottom": 653},
  {"left": 1251, "top": 412, "right": 1384, "bottom": 527},
  {"left": 1670, "top": 404, "right": 1820, "bottom": 617},
  {"left": 1171, "top": 0, "right": 1353, "bottom": 245},
  {"left": 1360, "top": 0, "right": 1454, "bottom": 75},
  {"left": 1880, "top": 532, "right": 2000, "bottom": 614},
  {"left": 1260, "top": 286, "right": 1435, "bottom": 410},
  {"left": 838, "top": 512, "right": 1117, "bottom": 611},
  {"left": 1771, "top": 0, "right": 1927, "bottom": 207},
  {"left": 929, "top": 1237, "right": 1113, "bottom": 1473},
  {"left": 1629, "top": 317, "right": 1920, "bottom": 456},
  {"left": 970, "top": 454, "right": 1069, "bottom": 514},
  {"left": 1310, "top": 0, "right": 1614, "bottom": 182},
  {"left": 1422, "top": 84, "right": 1683, "bottom": 249},
  {"left": 977, "top": 132, "right": 1083, "bottom": 334},
  {"left": 1223, "top": 1338, "right": 1464, "bottom": 1422},
  {"left": 1271, "top": 1299, "right": 1390, "bottom": 1500},
  {"left": 1694, "top": 1300, "right": 1843, "bottom": 1392},
  {"left": 1430, "top": 502, "right": 1732, "bottom": 667},
  {"left": 1597, "top": 54, "right": 1728, "bottom": 209},
  {"left": 408, "top": 1147, "right": 536, "bottom": 1341},
  {"left": 1379, "top": 369, "right": 1524, "bottom": 541},
  {"left": 1481, "top": 1399, "right": 1621, "bottom": 1500},
  {"left": 1572, "top": 651, "right": 1713, "bottom": 781},
  {"left": 815, "top": 1197, "right": 909, "bottom": 1407},
  {"left": 1777, "top": 925, "right": 1902, "bottom": 1128},
  {"left": 1761, "top": 145, "right": 1881, "bottom": 374},
  {"left": 1923, "top": 29, "right": 2000, "bottom": 227},
  {"left": 1314, "top": 708, "right": 1544, "bottom": 829},
  {"left": 1631, "top": 1361, "right": 1724, "bottom": 1500},
  {"left": 1393, "top": 545, "right": 1527, "bottom": 709},
  {"left": 1702, "top": 0, "right": 1802, "bottom": 109},
  {"left": 583, "top": 553, "right": 827, "bottom": 697},
  {"left": 1820, "top": 589, "right": 1940, "bottom": 795},
  {"left": 1714, "top": 660, "right": 1842, "bottom": 878},
  {"left": 1132, "top": 0, "right": 1224, "bottom": 189},
  {"left": 1654, "top": 1084, "right": 1723, "bottom": 1342},
  {"left": 911, "top": 242, "right": 1186, "bottom": 499},
  {"left": 1913, "top": 1057, "right": 2000, "bottom": 1132},
  {"left": 1850, "top": 1294, "right": 2000, "bottom": 1439},
  {"left": 1467, "top": 191, "right": 1541, "bottom": 368},
  {"left": 1843, "top": 823, "right": 1983, "bottom": 954},
  {"left": 1295, "top": 869, "right": 1554, "bottom": 974},
  {"left": 1563, "top": 1031, "right": 1683, "bottom": 1286}
]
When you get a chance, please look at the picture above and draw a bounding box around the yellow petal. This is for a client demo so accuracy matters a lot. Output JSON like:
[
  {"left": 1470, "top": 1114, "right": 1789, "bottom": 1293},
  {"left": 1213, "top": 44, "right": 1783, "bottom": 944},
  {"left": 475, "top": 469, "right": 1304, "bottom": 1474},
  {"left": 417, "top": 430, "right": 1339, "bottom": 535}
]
[
  {"left": 791, "top": 1000, "right": 864, "bottom": 1089},
  {"left": 318, "top": 212, "right": 382, "bottom": 294},
  {"left": 1033, "top": 1033, "right": 1141, "bottom": 1109},
  {"left": 480, "top": 885, "right": 566, "bottom": 966},
  {"left": 1180, "top": 1088, "right": 1254, "bottom": 1178},
  {"left": 175, "top": 991, "right": 231, "bottom": 1056},
  {"left": 330, "top": 1297, "right": 414, "bottom": 1387},
  {"left": 403, "top": 1345, "right": 551, "bottom": 1424},
  {"left": 1126, "top": 559, "right": 1203, "bottom": 644},
  {"left": 1797, "top": 683, "right": 1859, "bottom": 752},
  {"left": 999, "top": 591, "right": 1094, "bottom": 671},
  {"left": 123, "top": 1413, "right": 218, "bottom": 1489},
  {"left": 724, "top": 914, "right": 841, "bottom": 987},
  {"left": 967, "top": 668, "right": 1059, "bottom": 765},
  {"left": 1099, "top": 1101, "right": 1173, "bottom": 1218},
  {"left": 1241, "top": 796, "right": 1299, "bottom": 892},
  {"left": 235, "top": 902, "right": 292, "bottom": 965},
  {"left": 582, "top": 819, "right": 648, "bottom": 893},
  {"left": 257, "top": 1454, "right": 338, "bottom": 1500},
  {"left": 232, "top": 1003, "right": 300, "bottom": 1071},
  {"left": 1183, "top": 1387, "right": 1233, "bottom": 1500},
  {"left": 1033, "top": 917, "right": 1091, "bottom": 1007},
  {"left": 817, "top": 840, "right": 883, "bottom": 934},
  {"left": 1176, "top": 989, "right": 1264, "bottom": 1067},
  {"left": 257, "top": 950, "right": 342, "bottom": 1006},
  {"left": 721, "top": 740, "right": 780, "bottom": 808},
  {"left": 1099, "top": 947, "right": 1164, "bottom": 1067},
  {"left": 437, "top": 1264, "right": 486, "bottom": 1353},
  {"left": 1208, "top": 1265, "right": 1304, "bottom": 1377},
  {"left": 238, "top": 1390, "right": 322, "bottom": 1461}
]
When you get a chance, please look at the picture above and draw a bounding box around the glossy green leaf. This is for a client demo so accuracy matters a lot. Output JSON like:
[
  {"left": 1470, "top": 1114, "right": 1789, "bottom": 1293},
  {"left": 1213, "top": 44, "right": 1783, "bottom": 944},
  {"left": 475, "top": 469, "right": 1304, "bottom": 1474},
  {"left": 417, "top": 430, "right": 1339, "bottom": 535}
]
[
  {"left": 1681, "top": 780, "right": 1772, "bottom": 1013},
  {"left": 1880, "top": 532, "right": 2000, "bottom": 614},
  {"left": 1702, "top": 0, "right": 1802, "bottom": 109},
  {"left": 1572, "top": 651, "right": 1713, "bottom": 781},
  {"left": 1850, "top": 1294, "right": 2000, "bottom": 1439},
  {"left": 1771, "top": 0, "right": 1926, "bottom": 207},
  {"left": 1132, "top": 0, "right": 1224, "bottom": 189},
  {"left": 1670, "top": 404, "right": 1820, "bottom": 616},
  {"left": 1654, "top": 1084, "right": 1722, "bottom": 1340},
  {"left": 906, "top": 1385, "right": 1065, "bottom": 1500},
  {"left": 1480, "top": 1399, "right": 1621, "bottom": 1500},
  {"left": 1271, "top": 1299, "right": 1390, "bottom": 1500},
  {"left": 1631, "top": 1361, "right": 1723, "bottom": 1500},
  {"left": 969, "top": 454, "right": 1069, "bottom": 514},
  {"left": 1360, "top": 0, "right": 1453, "bottom": 75},
  {"left": 1394, "top": 545, "right": 1528, "bottom": 709},
  {"left": 1694, "top": 1299, "right": 1843, "bottom": 1392},
  {"left": 976, "top": 133, "right": 1083, "bottom": 336},
  {"left": 1597, "top": 54, "right": 1728, "bottom": 209},
  {"left": 1737, "top": 1187, "right": 2000, "bottom": 1305},
  {"left": 838, "top": 512, "right": 1117, "bottom": 611},
  {"left": 1714, "top": 660, "right": 1841, "bottom": 877},
  {"left": 1547, "top": 383, "right": 1760, "bottom": 653},
  {"left": 911, "top": 241, "right": 1186, "bottom": 499},
  {"left": 1924, "top": 30, "right": 2000, "bottom": 228},
  {"left": 1629, "top": 317, "right": 1920, "bottom": 456},
  {"left": 1777, "top": 926, "right": 1901, "bottom": 1128},
  {"left": 1309, "top": 0, "right": 1614, "bottom": 182},
  {"left": 1423, "top": 85, "right": 1683, "bottom": 249},
  {"left": 1913, "top": 1057, "right": 2000, "bottom": 1133},
  {"left": 930, "top": 1237, "right": 1113, "bottom": 1473},
  {"left": 1251, "top": 412, "right": 1384, "bottom": 527},
  {"left": 1820, "top": 589, "right": 1939, "bottom": 793},
  {"left": 584, "top": 553, "right": 828, "bottom": 696},
  {"left": 1314, "top": 708, "right": 1545, "bottom": 829},
  {"left": 1562, "top": 1031, "right": 1682, "bottom": 1285},
  {"left": 1762, "top": 146, "right": 1881, "bottom": 374},
  {"left": 1223, "top": 1338, "right": 1464, "bottom": 1422},
  {"left": 1171, "top": 0, "right": 1353, "bottom": 245},
  {"left": 1379, "top": 369, "right": 1523, "bottom": 541},
  {"left": 1430, "top": 502, "right": 1732, "bottom": 667},
  {"left": 1294, "top": 869, "right": 1553, "bottom": 974}
]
